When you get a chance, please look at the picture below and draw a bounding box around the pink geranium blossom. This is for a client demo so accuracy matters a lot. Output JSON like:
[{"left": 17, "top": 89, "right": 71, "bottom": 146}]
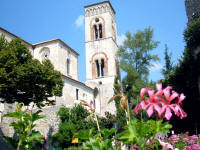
[
  {"left": 158, "top": 139, "right": 175, "bottom": 150},
  {"left": 134, "top": 83, "right": 187, "bottom": 120}
]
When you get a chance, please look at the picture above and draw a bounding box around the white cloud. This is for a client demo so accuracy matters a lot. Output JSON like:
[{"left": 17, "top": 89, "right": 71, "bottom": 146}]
[
  {"left": 117, "top": 34, "right": 126, "bottom": 46},
  {"left": 75, "top": 15, "right": 84, "bottom": 27},
  {"left": 149, "top": 63, "right": 163, "bottom": 72}
]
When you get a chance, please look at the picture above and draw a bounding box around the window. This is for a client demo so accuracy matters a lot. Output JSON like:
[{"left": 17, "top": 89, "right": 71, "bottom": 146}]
[
  {"left": 94, "top": 25, "right": 98, "bottom": 40},
  {"left": 95, "top": 59, "right": 105, "bottom": 77},
  {"left": 76, "top": 89, "right": 79, "bottom": 100},
  {"left": 93, "top": 18, "right": 103, "bottom": 40},
  {"left": 40, "top": 48, "right": 50, "bottom": 60},
  {"left": 101, "top": 59, "right": 105, "bottom": 76},
  {"left": 99, "top": 24, "right": 102, "bottom": 38},
  {"left": 95, "top": 60, "right": 100, "bottom": 77},
  {"left": 67, "top": 59, "right": 70, "bottom": 75}
]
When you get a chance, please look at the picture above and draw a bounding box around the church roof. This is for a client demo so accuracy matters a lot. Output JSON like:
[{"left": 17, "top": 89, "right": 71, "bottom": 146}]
[
  {"left": 62, "top": 75, "right": 94, "bottom": 91},
  {"left": 33, "top": 39, "right": 79, "bottom": 56},
  {"left": 0, "top": 27, "right": 79, "bottom": 56},
  {"left": 0, "top": 27, "right": 32, "bottom": 46},
  {"left": 84, "top": 1, "right": 116, "bottom": 14}
]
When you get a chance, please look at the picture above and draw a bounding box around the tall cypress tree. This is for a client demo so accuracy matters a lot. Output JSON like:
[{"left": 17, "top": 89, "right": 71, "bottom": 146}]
[{"left": 164, "top": 18, "right": 200, "bottom": 133}]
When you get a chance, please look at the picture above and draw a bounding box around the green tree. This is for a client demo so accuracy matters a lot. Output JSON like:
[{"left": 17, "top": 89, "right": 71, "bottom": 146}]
[
  {"left": 118, "top": 27, "right": 159, "bottom": 114},
  {"left": 119, "top": 27, "right": 159, "bottom": 80},
  {"left": 112, "top": 77, "right": 127, "bottom": 132},
  {"left": 163, "top": 18, "right": 200, "bottom": 133},
  {"left": 0, "top": 35, "right": 64, "bottom": 107},
  {"left": 51, "top": 104, "right": 95, "bottom": 148},
  {"left": 161, "top": 44, "right": 174, "bottom": 77}
]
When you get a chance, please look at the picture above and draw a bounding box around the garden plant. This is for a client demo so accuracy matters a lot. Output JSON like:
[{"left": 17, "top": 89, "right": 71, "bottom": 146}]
[
  {"left": 76, "top": 83, "right": 200, "bottom": 150},
  {"left": 3, "top": 103, "right": 45, "bottom": 150}
]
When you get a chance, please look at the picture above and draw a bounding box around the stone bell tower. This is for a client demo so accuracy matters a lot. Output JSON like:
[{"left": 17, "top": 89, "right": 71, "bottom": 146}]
[{"left": 84, "top": 1, "right": 120, "bottom": 115}]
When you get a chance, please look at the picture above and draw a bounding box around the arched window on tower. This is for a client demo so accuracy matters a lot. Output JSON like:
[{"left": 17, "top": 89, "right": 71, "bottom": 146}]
[
  {"left": 101, "top": 59, "right": 105, "bottom": 76},
  {"left": 94, "top": 25, "right": 98, "bottom": 40},
  {"left": 92, "top": 18, "right": 104, "bottom": 40},
  {"left": 95, "top": 60, "right": 100, "bottom": 77},
  {"left": 99, "top": 24, "right": 103, "bottom": 39},
  {"left": 95, "top": 59, "right": 105, "bottom": 77}
]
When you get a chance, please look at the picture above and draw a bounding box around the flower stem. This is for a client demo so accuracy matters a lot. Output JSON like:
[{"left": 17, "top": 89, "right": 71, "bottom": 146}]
[
  {"left": 127, "top": 100, "right": 131, "bottom": 123},
  {"left": 17, "top": 139, "right": 22, "bottom": 150},
  {"left": 94, "top": 111, "right": 100, "bottom": 132}
]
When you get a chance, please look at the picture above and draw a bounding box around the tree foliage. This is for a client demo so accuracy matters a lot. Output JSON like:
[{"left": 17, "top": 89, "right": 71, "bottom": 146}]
[
  {"left": 112, "top": 77, "right": 127, "bottom": 132},
  {"left": 0, "top": 35, "right": 64, "bottom": 107},
  {"left": 161, "top": 44, "right": 174, "bottom": 77},
  {"left": 51, "top": 104, "right": 95, "bottom": 148},
  {"left": 118, "top": 27, "right": 159, "bottom": 116},
  {"left": 52, "top": 104, "right": 118, "bottom": 149},
  {"left": 119, "top": 27, "right": 159, "bottom": 79},
  {"left": 163, "top": 18, "right": 200, "bottom": 133}
]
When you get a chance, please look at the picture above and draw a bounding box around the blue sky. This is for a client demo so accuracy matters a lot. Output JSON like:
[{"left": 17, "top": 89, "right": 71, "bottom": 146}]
[{"left": 0, "top": 0, "right": 188, "bottom": 82}]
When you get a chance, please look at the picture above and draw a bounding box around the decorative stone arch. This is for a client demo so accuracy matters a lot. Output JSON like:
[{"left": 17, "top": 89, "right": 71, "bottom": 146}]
[
  {"left": 97, "top": 7, "right": 100, "bottom": 15},
  {"left": 91, "top": 52, "right": 108, "bottom": 78},
  {"left": 90, "top": 9, "right": 93, "bottom": 16},
  {"left": 93, "top": 8, "right": 97, "bottom": 15},
  {"left": 90, "top": 16, "right": 106, "bottom": 40},
  {"left": 101, "top": 6, "right": 105, "bottom": 13},
  {"left": 99, "top": 6, "right": 102, "bottom": 14},
  {"left": 105, "top": 5, "right": 109, "bottom": 12},
  {"left": 39, "top": 47, "right": 50, "bottom": 60},
  {"left": 86, "top": 10, "right": 90, "bottom": 17}
]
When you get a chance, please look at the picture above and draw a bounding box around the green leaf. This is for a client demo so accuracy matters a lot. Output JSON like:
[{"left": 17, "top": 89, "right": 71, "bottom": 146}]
[
  {"left": 27, "top": 130, "right": 43, "bottom": 142},
  {"left": 31, "top": 113, "right": 45, "bottom": 122},
  {"left": 4, "top": 111, "right": 25, "bottom": 119}
]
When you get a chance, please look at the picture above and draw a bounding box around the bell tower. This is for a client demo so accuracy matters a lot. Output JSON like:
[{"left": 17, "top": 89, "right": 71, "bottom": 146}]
[{"left": 84, "top": 1, "right": 120, "bottom": 115}]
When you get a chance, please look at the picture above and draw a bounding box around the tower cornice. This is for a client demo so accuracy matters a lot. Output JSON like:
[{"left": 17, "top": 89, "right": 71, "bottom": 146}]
[{"left": 84, "top": 1, "right": 115, "bottom": 14}]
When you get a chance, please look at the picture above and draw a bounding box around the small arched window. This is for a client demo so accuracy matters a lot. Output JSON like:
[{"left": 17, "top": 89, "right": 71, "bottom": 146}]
[
  {"left": 66, "top": 59, "right": 70, "bottom": 75},
  {"left": 95, "top": 58, "right": 105, "bottom": 77},
  {"left": 99, "top": 24, "right": 103, "bottom": 39},
  {"left": 92, "top": 18, "right": 104, "bottom": 40},
  {"left": 94, "top": 25, "right": 98, "bottom": 40}
]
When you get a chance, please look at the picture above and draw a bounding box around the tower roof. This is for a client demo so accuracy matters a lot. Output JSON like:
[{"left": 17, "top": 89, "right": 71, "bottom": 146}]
[{"left": 84, "top": 1, "right": 115, "bottom": 14}]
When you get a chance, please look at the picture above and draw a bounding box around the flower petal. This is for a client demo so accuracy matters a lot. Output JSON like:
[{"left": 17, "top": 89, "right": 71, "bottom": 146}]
[
  {"left": 141, "top": 101, "right": 148, "bottom": 109},
  {"left": 154, "top": 104, "right": 162, "bottom": 116},
  {"left": 177, "top": 93, "right": 186, "bottom": 105},
  {"left": 134, "top": 103, "right": 141, "bottom": 114},
  {"left": 156, "top": 83, "right": 162, "bottom": 91},
  {"left": 148, "top": 90, "right": 155, "bottom": 101},
  {"left": 161, "top": 105, "right": 167, "bottom": 115},
  {"left": 163, "top": 88, "right": 170, "bottom": 103},
  {"left": 158, "top": 139, "right": 175, "bottom": 150},
  {"left": 165, "top": 107, "right": 172, "bottom": 120},
  {"left": 169, "top": 91, "right": 179, "bottom": 102},
  {"left": 140, "top": 88, "right": 148, "bottom": 100},
  {"left": 147, "top": 105, "right": 154, "bottom": 117}
]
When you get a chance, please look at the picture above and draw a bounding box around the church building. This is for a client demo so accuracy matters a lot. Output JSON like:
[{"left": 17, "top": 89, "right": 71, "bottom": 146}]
[{"left": 0, "top": 1, "right": 119, "bottom": 137}]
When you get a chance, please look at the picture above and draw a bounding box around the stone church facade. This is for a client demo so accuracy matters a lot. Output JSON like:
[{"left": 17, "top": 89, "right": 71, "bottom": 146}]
[{"left": 0, "top": 1, "right": 119, "bottom": 139}]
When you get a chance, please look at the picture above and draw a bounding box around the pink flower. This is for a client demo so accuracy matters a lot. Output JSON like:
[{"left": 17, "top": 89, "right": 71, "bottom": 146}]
[
  {"left": 134, "top": 83, "right": 187, "bottom": 120},
  {"left": 168, "top": 135, "right": 179, "bottom": 143},
  {"left": 192, "top": 144, "right": 200, "bottom": 150},
  {"left": 158, "top": 139, "right": 175, "bottom": 150},
  {"left": 184, "top": 146, "right": 192, "bottom": 150},
  {"left": 134, "top": 86, "right": 162, "bottom": 117}
]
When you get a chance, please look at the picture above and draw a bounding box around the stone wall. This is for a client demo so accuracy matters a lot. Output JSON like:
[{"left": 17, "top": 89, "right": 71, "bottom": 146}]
[{"left": 0, "top": 103, "right": 63, "bottom": 150}]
